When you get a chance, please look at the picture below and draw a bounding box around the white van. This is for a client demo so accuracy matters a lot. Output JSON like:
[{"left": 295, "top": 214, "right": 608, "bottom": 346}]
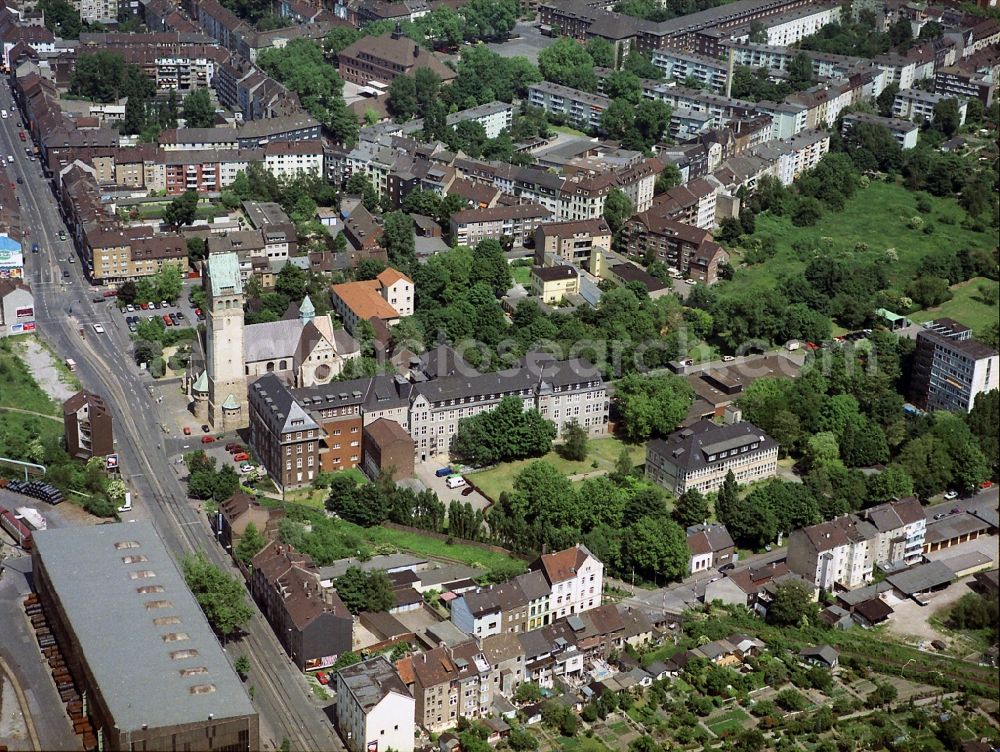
[
  {"left": 785, "top": 340, "right": 801, "bottom": 352},
  {"left": 65, "top": 358, "right": 76, "bottom": 372},
  {"left": 1, "top": 110, "right": 7, "bottom": 119},
  {"left": 445, "top": 475, "right": 466, "bottom": 489}
]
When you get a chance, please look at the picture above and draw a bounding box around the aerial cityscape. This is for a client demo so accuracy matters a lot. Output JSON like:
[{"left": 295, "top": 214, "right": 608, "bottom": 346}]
[{"left": 0, "top": 0, "right": 996, "bottom": 749}]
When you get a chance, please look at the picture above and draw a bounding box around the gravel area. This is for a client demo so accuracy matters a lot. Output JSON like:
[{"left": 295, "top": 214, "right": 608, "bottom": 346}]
[{"left": 19, "top": 337, "right": 75, "bottom": 403}]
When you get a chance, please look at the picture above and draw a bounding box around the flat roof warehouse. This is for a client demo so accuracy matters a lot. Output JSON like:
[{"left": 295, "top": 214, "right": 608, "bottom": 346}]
[{"left": 32, "top": 523, "right": 255, "bottom": 733}]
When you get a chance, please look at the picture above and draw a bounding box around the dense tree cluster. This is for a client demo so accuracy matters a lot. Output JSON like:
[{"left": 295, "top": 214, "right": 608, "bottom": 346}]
[
  {"left": 184, "top": 451, "right": 241, "bottom": 502},
  {"left": 182, "top": 552, "right": 253, "bottom": 639},
  {"left": 324, "top": 470, "right": 447, "bottom": 531},
  {"left": 334, "top": 567, "right": 395, "bottom": 613},
  {"left": 488, "top": 462, "right": 688, "bottom": 582},
  {"left": 453, "top": 396, "right": 557, "bottom": 466},
  {"left": 258, "top": 39, "right": 358, "bottom": 147}
]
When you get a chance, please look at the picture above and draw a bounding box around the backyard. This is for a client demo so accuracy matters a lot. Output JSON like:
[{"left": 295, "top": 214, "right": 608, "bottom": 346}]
[
  {"left": 727, "top": 181, "right": 994, "bottom": 297},
  {"left": 468, "top": 437, "right": 646, "bottom": 501},
  {"left": 909, "top": 276, "right": 998, "bottom": 333},
  {"left": 0, "top": 338, "right": 65, "bottom": 467}
]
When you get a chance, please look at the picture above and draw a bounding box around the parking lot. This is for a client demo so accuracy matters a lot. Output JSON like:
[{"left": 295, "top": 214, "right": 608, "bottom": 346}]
[
  {"left": 414, "top": 460, "right": 492, "bottom": 513},
  {"left": 113, "top": 295, "right": 201, "bottom": 335},
  {"left": 486, "top": 22, "right": 551, "bottom": 63}
]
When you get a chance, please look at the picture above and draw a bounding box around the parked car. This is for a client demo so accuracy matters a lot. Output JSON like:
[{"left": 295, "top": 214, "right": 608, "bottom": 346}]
[
  {"left": 233, "top": 452, "right": 249, "bottom": 462},
  {"left": 162, "top": 315, "right": 173, "bottom": 326},
  {"left": 201, "top": 425, "right": 210, "bottom": 433},
  {"left": 435, "top": 466, "right": 454, "bottom": 477},
  {"left": 239, "top": 463, "right": 253, "bottom": 474},
  {"left": 943, "top": 490, "right": 958, "bottom": 500},
  {"left": 183, "top": 426, "right": 192, "bottom": 435},
  {"left": 721, "top": 355, "right": 735, "bottom": 362},
  {"left": 225, "top": 442, "right": 241, "bottom": 452},
  {"left": 934, "top": 513, "right": 947, "bottom": 520},
  {"left": 461, "top": 485, "right": 475, "bottom": 496},
  {"left": 201, "top": 436, "right": 215, "bottom": 443},
  {"left": 446, "top": 475, "right": 466, "bottom": 489},
  {"left": 980, "top": 480, "right": 994, "bottom": 490}
]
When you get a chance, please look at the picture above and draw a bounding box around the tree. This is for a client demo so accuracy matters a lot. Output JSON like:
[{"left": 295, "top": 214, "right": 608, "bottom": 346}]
[
  {"left": 508, "top": 726, "right": 538, "bottom": 751},
  {"left": 70, "top": 51, "right": 152, "bottom": 103},
  {"left": 452, "top": 396, "right": 557, "bottom": 466},
  {"left": 600, "top": 99, "right": 635, "bottom": 141},
  {"left": 673, "top": 488, "right": 709, "bottom": 528},
  {"left": 538, "top": 37, "right": 596, "bottom": 92},
  {"left": 655, "top": 163, "right": 682, "bottom": 194},
  {"left": 622, "top": 515, "right": 688, "bottom": 582},
  {"left": 603, "top": 188, "right": 633, "bottom": 236},
  {"left": 334, "top": 567, "right": 395, "bottom": 613},
  {"left": 864, "top": 464, "right": 914, "bottom": 506},
  {"left": 876, "top": 82, "right": 899, "bottom": 118},
  {"left": 234, "top": 521, "right": 267, "bottom": 565},
  {"left": 388, "top": 74, "right": 419, "bottom": 120},
  {"left": 182, "top": 88, "right": 215, "bottom": 128},
  {"left": 181, "top": 552, "right": 253, "bottom": 639},
  {"left": 715, "top": 470, "right": 740, "bottom": 527},
  {"left": 163, "top": 190, "right": 199, "bottom": 230},
  {"left": 514, "top": 682, "right": 543, "bottom": 703},
  {"left": 345, "top": 172, "right": 379, "bottom": 211},
  {"left": 38, "top": 0, "right": 82, "bottom": 37},
  {"left": 469, "top": 238, "right": 512, "bottom": 295},
  {"left": 614, "top": 373, "right": 693, "bottom": 441},
  {"left": 381, "top": 211, "right": 416, "bottom": 271},
  {"left": 152, "top": 264, "right": 184, "bottom": 302},
  {"left": 460, "top": 0, "right": 517, "bottom": 41},
  {"left": 233, "top": 655, "right": 251, "bottom": 677},
  {"left": 586, "top": 37, "right": 615, "bottom": 68},
  {"left": 117, "top": 280, "right": 139, "bottom": 305},
  {"left": 932, "top": 98, "right": 961, "bottom": 138},
  {"left": 766, "top": 579, "right": 817, "bottom": 625},
  {"left": 560, "top": 420, "right": 589, "bottom": 462},
  {"left": 792, "top": 196, "right": 823, "bottom": 226}
]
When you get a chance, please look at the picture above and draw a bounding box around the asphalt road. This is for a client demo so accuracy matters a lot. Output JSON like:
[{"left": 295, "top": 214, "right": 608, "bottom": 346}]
[{"left": 2, "top": 81, "right": 342, "bottom": 752}]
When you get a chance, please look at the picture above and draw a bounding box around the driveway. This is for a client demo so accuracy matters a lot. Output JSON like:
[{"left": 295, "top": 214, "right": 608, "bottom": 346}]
[{"left": 884, "top": 578, "right": 975, "bottom": 645}]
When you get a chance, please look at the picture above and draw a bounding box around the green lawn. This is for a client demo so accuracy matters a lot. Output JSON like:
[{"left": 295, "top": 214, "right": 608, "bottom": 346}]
[
  {"left": 706, "top": 707, "right": 750, "bottom": 737},
  {"left": 468, "top": 438, "right": 645, "bottom": 501},
  {"left": 554, "top": 736, "right": 612, "bottom": 752},
  {"left": 283, "top": 468, "right": 367, "bottom": 508},
  {"left": 551, "top": 125, "right": 588, "bottom": 137},
  {"left": 728, "top": 181, "right": 994, "bottom": 297},
  {"left": 512, "top": 265, "right": 532, "bottom": 285},
  {"left": 349, "top": 522, "right": 527, "bottom": 572},
  {"left": 909, "top": 276, "right": 998, "bottom": 332}
]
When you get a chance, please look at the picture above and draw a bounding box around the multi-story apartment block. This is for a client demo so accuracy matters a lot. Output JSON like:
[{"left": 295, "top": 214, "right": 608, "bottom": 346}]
[
  {"left": 263, "top": 140, "right": 324, "bottom": 179},
  {"left": 84, "top": 226, "right": 187, "bottom": 284},
  {"left": 910, "top": 318, "right": 999, "bottom": 413},
  {"left": 527, "top": 81, "right": 611, "bottom": 131},
  {"left": 935, "top": 64, "right": 997, "bottom": 106},
  {"left": 624, "top": 215, "right": 729, "bottom": 283},
  {"left": 892, "top": 89, "right": 967, "bottom": 124},
  {"left": 534, "top": 218, "right": 613, "bottom": 266},
  {"left": 651, "top": 50, "right": 728, "bottom": 92},
  {"left": 862, "top": 498, "right": 927, "bottom": 566},
  {"left": 445, "top": 101, "right": 515, "bottom": 140},
  {"left": 646, "top": 420, "right": 778, "bottom": 495},
  {"left": 841, "top": 112, "right": 919, "bottom": 149},
  {"left": 248, "top": 373, "right": 324, "bottom": 489},
  {"left": 250, "top": 541, "right": 353, "bottom": 671},
  {"left": 787, "top": 515, "right": 879, "bottom": 591},
  {"left": 449, "top": 204, "right": 553, "bottom": 247},
  {"left": 76, "top": 0, "right": 118, "bottom": 25},
  {"left": 406, "top": 641, "right": 494, "bottom": 733},
  {"left": 335, "top": 657, "right": 415, "bottom": 752},
  {"left": 531, "top": 544, "right": 604, "bottom": 620},
  {"left": 62, "top": 390, "right": 114, "bottom": 459}
]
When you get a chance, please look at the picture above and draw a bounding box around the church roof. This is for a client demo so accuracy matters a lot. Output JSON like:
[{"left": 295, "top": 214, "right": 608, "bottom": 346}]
[
  {"left": 299, "top": 295, "right": 315, "bottom": 318},
  {"left": 193, "top": 370, "right": 208, "bottom": 392},
  {"left": 207, "top": 253, "right": 243, "bottom": 297}
]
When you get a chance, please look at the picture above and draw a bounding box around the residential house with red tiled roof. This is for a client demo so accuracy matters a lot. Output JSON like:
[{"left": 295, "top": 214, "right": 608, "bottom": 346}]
[
  {"left": 330, "top": 267, "right": 414, "bottom": 335},
  {"left": 530, "top": 544, "right": 604, "bottom": 620}
]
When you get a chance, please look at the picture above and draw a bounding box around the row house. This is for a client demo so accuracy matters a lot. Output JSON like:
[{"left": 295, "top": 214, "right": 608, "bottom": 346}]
[
  {"left": 787, "top": 515, "right": 881, "bottom": 592},
  {"left": 623, "top": 214, "right": 728, "bottom": 283},
  {"left": 263, "top": 140, "right": 324, "bottom": 179},
  {"left": 84, "top": 226, "right": 187, "bottom": 283},
  {"left": 749, "top": 128, "right": 830, "bottom": 185},
  {"left": 862, "top": 498, "right": 927, "bottom": 566},
  {"left": 646, "top": 177, "right": 719, "bottom": 231},
  {"left": 449, "top": 204, "right": 553, "bottom": 247},
  {"left": 250, "top": 542, "right": 353, "bottom": 671},
  {"left": 405, "top": 641, "right": 494, "bottom": 733}
]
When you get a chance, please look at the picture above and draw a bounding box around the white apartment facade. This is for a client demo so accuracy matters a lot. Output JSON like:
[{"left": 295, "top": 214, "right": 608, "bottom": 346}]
[
  {"left": 787, "top": 516, "right": 878, "bottom": 591},
  {"left": 335, "top": 657, "right": 415, "bottom": 752},
  {"left": 534, "top": 544, "right": 604, "bottom": 620}
]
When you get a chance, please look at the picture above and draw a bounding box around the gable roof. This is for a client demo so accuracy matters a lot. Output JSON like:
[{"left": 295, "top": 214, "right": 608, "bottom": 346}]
[{"left": 534, "top": 544, "right": 593, "bottom": 585}]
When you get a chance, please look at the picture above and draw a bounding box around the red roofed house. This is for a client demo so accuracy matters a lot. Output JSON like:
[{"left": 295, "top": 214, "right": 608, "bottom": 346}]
[
  {"left": 530, "top": 544, "right": 604, "bottom": 620},
  {"left": 330, "top": 267, "right": 414, "bottom": 336}
]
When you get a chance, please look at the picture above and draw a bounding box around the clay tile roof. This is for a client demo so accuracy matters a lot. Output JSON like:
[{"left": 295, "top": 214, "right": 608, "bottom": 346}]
[
  {"left": 535, "top": 545, "right": 590, "bottom": 584},
  {"left": 376, "top": 267, "right": 412, "bottom": 286},
  {"left": 331, "top": 280, "right": 399, "bottom": 321}
]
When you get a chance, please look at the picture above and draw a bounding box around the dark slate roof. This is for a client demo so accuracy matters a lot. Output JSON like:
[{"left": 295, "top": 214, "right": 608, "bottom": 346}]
[{"left": 647, "top": 420, "right": 776, "bottom": 473}]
